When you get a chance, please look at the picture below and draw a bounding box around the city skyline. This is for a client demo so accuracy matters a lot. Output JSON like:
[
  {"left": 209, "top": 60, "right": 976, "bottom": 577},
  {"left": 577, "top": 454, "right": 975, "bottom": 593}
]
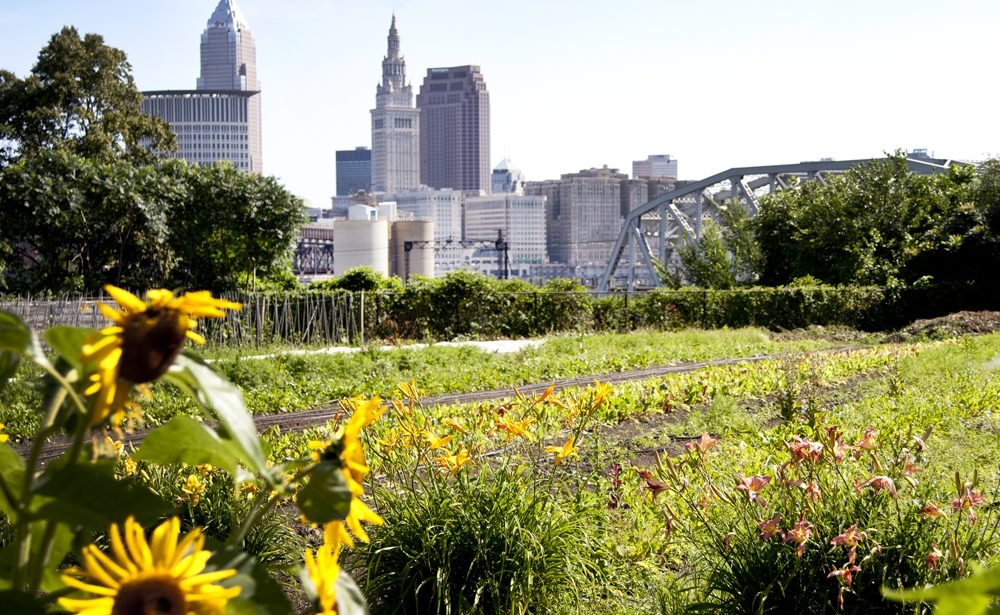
[{"left": 2, "top": 0, "right": 999, "bottom": 206}]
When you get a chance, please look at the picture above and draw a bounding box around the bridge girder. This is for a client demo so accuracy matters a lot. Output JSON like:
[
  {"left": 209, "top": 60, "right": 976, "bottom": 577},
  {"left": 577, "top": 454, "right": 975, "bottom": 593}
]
[{"left": 597, "top": 157, "right": 955, "bottom": 293}]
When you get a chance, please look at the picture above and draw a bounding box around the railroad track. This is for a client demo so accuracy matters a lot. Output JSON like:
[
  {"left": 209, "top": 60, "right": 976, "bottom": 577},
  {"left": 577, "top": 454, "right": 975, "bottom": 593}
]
[{"left": 18, "top": 346, "right": 866, "bottom": 463}]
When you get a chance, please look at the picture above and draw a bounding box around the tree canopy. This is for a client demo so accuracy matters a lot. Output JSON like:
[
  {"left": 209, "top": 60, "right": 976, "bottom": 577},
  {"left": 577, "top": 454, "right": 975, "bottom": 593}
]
[
  {"left": 0, "top": 28, "right": 305, "bottom": 294},
  {"left": 0, "top": 26, "right": 174, "bottom": 165},
  {"left": 0, "top": 153, "right": 305, "bottom": 293},
  {"left": 752, "top": 155, "right": 991, "bottom": 288}
]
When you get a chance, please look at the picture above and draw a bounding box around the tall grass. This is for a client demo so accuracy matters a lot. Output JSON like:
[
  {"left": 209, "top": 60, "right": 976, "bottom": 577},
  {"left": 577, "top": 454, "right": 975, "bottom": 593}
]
[{"left": 359, "top": 463, "right": 606, "bottom": 615}]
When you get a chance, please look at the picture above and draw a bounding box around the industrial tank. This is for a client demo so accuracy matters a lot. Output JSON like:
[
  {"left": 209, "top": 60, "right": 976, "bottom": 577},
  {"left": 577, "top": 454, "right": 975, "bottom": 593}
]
[{"left": 391, "top": 220, "right": 434, "bottom": 280}]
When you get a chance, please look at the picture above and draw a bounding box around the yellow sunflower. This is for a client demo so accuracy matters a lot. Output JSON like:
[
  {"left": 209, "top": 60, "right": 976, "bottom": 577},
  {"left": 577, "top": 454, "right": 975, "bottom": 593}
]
[
  {"left": 59, "top": 516, "right": 240, "bottom": 615},
  {"left": 309, "top": 397, "right": 385, "bottom": 547},
  {"left": 303, "top": 532, "right": 343, "bottom": 615},
  {"left": 80, "top": 285, "right": 241, "bottom": 427}
]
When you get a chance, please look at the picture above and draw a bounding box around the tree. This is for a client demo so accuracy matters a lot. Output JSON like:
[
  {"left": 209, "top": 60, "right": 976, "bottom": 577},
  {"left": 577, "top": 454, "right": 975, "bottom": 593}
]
[
  {"left": 753, "top": 154, "right": 976, "bottom": 287},
  {"left": 164, "top": 162, "right": 306, "bottom": 292},
  {"left": 0, "top": 151, "right": 178, "bottom": 292},
  {"left": 0, "top": 26, "right": 174, "bottom": 165},
  {"left": 663, "top": 200, "right": 762, "bottom": 289}
]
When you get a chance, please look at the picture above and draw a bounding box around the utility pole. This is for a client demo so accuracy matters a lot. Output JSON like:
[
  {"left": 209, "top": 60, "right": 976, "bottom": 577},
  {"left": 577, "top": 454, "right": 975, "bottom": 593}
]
[{"left": 495, "top": 229, "right": 509, "bottom": 280}]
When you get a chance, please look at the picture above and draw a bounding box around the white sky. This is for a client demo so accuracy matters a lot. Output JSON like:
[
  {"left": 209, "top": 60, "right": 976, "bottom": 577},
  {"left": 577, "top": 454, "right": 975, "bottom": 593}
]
[{"left": 2, "top": 0, "right": 998, "bottom": 206}]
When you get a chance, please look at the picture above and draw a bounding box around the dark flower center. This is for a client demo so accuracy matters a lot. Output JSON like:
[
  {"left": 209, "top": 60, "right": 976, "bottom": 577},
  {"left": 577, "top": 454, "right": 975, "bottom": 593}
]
[
  {"left": 112, "top": 575, "right": 186, "bottom": 615},
  {"left": 119, "top": 308, "right": 186, "bottom": 384}
]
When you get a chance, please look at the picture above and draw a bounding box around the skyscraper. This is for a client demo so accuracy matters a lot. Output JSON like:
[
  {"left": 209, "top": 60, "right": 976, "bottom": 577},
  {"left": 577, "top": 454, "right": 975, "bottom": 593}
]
[
  {"left": 336, "top": 147, "right": 372, "bottom": 196},
  {"left": 143, "top": 0, "right": 262, "bottom": 173},
  {"left": 370, "top": 15, "right": 420, "bottom": 193},
  {"left": 417, "top": 66, "right": 491, "bottom": 193}
]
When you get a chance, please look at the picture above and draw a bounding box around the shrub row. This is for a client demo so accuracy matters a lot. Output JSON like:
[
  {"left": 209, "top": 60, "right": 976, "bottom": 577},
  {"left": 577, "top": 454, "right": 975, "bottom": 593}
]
[{"left": 195, "top": 272, "right": 1000, "bottom": 345}]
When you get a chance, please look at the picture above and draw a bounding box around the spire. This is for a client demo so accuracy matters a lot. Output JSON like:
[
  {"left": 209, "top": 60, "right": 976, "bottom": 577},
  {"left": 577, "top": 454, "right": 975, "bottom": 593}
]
[
  {"left": 379, "top": 14, "right": 407, "bottom": 95},
  {"left": 207, "top": 0, "right": 249, "bottom": 32}
]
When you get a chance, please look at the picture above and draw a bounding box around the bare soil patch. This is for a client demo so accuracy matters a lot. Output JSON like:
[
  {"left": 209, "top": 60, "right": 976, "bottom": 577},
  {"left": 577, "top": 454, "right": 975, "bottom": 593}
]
[{"left": 883, "top": 311, "right": 1000, "bottom": 343}]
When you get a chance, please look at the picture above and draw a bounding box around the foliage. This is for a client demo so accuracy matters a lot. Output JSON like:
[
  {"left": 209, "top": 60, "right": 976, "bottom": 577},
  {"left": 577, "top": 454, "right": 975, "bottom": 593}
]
[
  {"left": 753, "top": 155, "right": 982, "bottom": 288},
  {"left": 0, "top": 154, "right": 305, "bottom": 293},
  {"left": 162, "top": 161, "right": 306, "bottom": 291},
  {"left": 0, "top": 292, "right": 370, "bottom": 613},
  {"left": 0, "top": 151, "right": 178, "bottom": 292},
  {"left": 0, "top": 26, "right": 174, "bottom": 165},
  {"left": 672, "top": 201, "right": 762, "bottom": 290},
  {"left": 362, "top": 464, "right": 603, "bottom": 614},
  {"left": 643, "top": 422, "right": 999, "bottom": 613},
  {"left": 357, "top": 379, "right": 611, "bottom": 614}
]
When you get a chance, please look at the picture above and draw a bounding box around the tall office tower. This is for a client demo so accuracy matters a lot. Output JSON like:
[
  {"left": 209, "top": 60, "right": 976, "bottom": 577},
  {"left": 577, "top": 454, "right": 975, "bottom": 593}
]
[
  {"left": 632, "top": 154, "right": 678, "bottom": 179},
  {"left": 491, "top": 158, "right": 525, "bottom": 194},
  {"left": 371, "top": 15, "right": 420, "bottom": 193},
  {"left": 417, "top": 66, "right": 490, "bottom": 193},
  {"left": 336, "top": 147, "right": 372, "bottom": 195},
  {"left": 525, "top": 166, "right": 628, "bottom": 266},
  {"left": 142, "top": 0, "right": 262, "bottom": 172}
]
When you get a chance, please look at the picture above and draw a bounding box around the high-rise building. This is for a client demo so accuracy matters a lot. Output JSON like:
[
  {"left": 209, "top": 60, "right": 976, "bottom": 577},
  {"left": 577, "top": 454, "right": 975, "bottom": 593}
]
[
  {"left": 371, "top": 15, "right": 420, "bottom": 193},
  {"left": 491, "top": 158, "right": 525, "bottom": 194},
  {"left": 417, "top": 66, "right": 491, "bottom": 193},
  {"left": 141, "top": 90, "right": 257, "bottom": 172},
  {"left": 633, "top": 154, "right": 678, "bottom": 179},
  {"left": 336, "top": 147, "right": 372, "bottom": 196},
  {"left": 464, "top": 193, "right": 547, "bottom": 277},
  {"left": 525, "top": 166, "right": 628, "bottom": 266},
  {"left": 142, "top": 0, "right": 262, "bottom": 173}
]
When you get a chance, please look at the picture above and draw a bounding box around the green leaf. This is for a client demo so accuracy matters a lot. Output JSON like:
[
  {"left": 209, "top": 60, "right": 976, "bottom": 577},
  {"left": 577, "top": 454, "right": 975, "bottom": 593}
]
[
  {"left": 0, "top": 310, "right": 42, "bottom": 364},
  {"left": 296, "top": 462, "right": 351, "bottom": 524},
  {"left": 0, "top": 445, "right": 25, "bottom": 519},
  {"left": 0, "top": 590, "right": 46, "bottom": 615},
  {"left": 209, "top": 548, "right": 291, "bottom": 615},
  {"left": 165, "top": 355, "right": 267, "bottom": 476},
  {"left": 0, "top": 311, "right": 31, "bottom": 355},
  {"left": 336, "top": 572, "right": 370, "bottom": 615},
  {"left": 0, "top": 351, "right": 18, "bottom": 395},
  {"left": 932, "top": 594, "right": 993, "bottom": 615},
  {"left": 134, "top": 416, "right": 242, "bottom": 475},
  {"left": 32, "top": 460, "right": 168, "bottom": 528},
  {"left": 884, "top": 566, "right": 1000, "bottom": 602},
  {"left": 44, "top": 326, "right": 95, "bottom": 368}
]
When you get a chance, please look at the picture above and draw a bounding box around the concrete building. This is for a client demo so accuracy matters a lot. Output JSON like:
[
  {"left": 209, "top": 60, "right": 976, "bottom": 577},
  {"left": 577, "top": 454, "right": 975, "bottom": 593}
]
[
  {"left": 464, "top": 193, "right": 547, "bottom": 278},
  {"left": 141, "top": 90, "right": 257, "bottom": 171},
  {"left": 142, "top": 0, "right": 262, "bottom": 173},
  {"left": 371, "top": 16, "right": 420, "bottom": 193},
  {"left": 491, "top": 158, "right": 525, "bottom": 195},
  {"left": 417, "top": 66, "right": 491, "bottom": 192},
  {"left": 526, "top": 166, "right": 628, "bottom": 267},
  {"left": 336, "top": 147, "right": 372, "bottom": 196},
  {"left": 633, "top": 154, "right": 678, "bottom": 180}
]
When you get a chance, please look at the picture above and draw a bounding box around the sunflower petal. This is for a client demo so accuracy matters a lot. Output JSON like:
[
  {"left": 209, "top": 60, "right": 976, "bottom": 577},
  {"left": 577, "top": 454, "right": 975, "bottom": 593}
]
[{"left": 104, "top": 285, "right": 147, "bottom": 313}]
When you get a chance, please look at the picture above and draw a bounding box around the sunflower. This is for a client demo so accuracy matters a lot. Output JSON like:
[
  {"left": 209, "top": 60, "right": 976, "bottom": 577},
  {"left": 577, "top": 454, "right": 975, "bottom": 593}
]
[
  {"left": 309, "top": 397, "right": 385, "bottom": 547},
  {"left": 303, "top": 532, "right": 343, "bottom": 615},
  {"left": 80, "top": 286, "right": 241, "bottom": 427},
  {"left": 59, "top": 516, "right": 240, "bottom": 615}
]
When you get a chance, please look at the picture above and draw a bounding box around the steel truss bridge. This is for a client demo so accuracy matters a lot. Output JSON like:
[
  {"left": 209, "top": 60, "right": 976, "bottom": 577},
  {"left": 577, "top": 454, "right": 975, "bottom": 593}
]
[
  {"left": 294, "top": 226, "right": 336, "bottom": 275},
  {"left": 597, "top": 157, "right": 957, "bottom": 293}
]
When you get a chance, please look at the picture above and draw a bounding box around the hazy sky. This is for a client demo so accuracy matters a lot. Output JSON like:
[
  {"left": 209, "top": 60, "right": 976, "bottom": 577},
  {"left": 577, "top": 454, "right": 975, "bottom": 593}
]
[{"left": 2, "top": 0, "right": 998, "bottom": 206}]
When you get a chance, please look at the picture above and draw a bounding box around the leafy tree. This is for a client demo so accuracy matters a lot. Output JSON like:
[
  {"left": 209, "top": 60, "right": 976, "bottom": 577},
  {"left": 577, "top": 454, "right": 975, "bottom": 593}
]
[
  {"left": 753, "top": 154, "right": 977, "bottom": 287},
  {"left": 0, "top": 155, "right": 305, "bottom": 294},
  {"left": 0, "top": 151, "right": 177, "bottom": 292},
  {"left": 667, "top": 201, "right": 762, "bottom": 289},
  {"left": 164, "top": 162, "right": 306, "bottom": 292},
  {"left": 0, "top": 26, "right": 174, "bottom": 164}
]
